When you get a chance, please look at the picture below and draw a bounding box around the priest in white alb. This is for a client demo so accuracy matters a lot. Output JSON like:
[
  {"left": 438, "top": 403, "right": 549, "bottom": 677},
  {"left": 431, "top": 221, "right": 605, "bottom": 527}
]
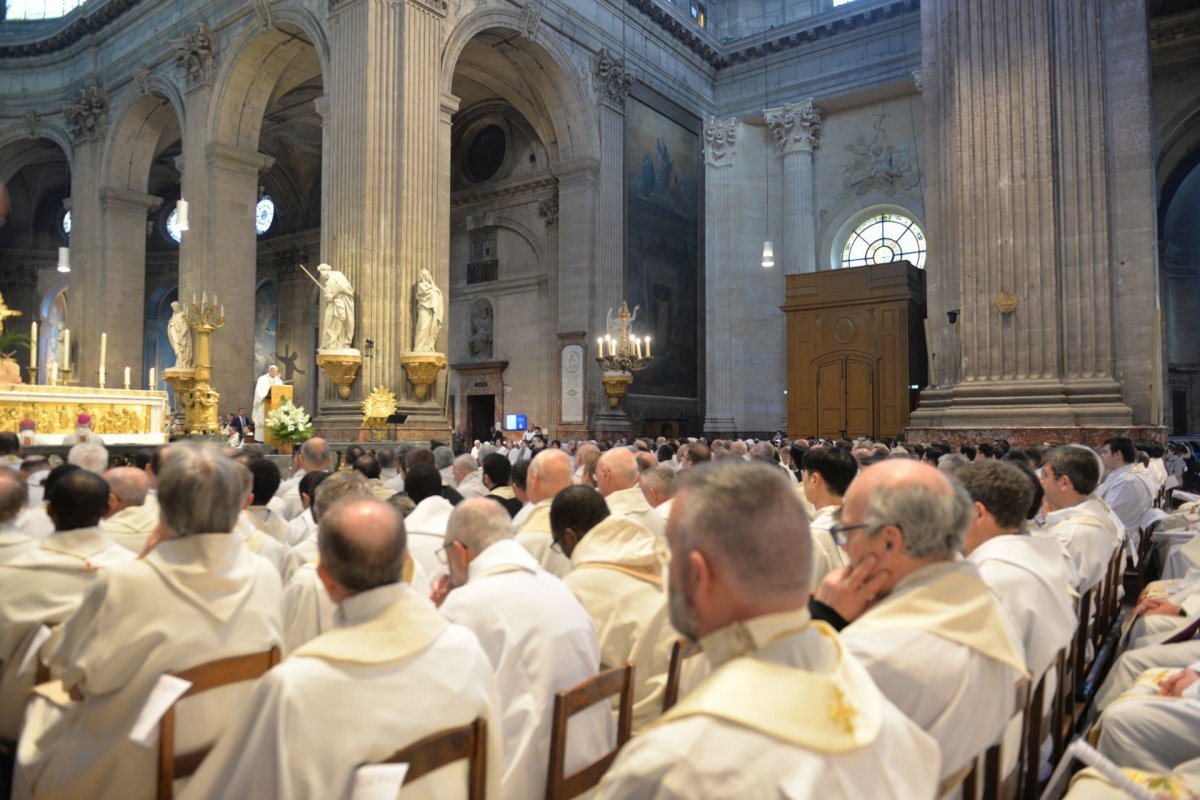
[
  {"left": 251, "top": 364, "right": 283, "bottom": 434},
  {"left": 597, "top": 447, "right": 666, "bottom": 540},
  {"left": 799, "top": 446, "right": 858, "bottom": 587},
  {"left": 98, "top": 467, "right": 158, "bottom": 555},
  {"left": 514, "top": 448, "right": 573, "bottom": 577},
  {"left": 595, "top": 460, "right": 940, "bottom": 799},
  {"left": 1038, "top": 446, "right": 1120, "bottom": 593},
  {"left": 436, "top": 498, "right": 613, "bottom": 800},
  {"left": 14, "top": 445, "right": 283, "bottom": 800},
  {"left": 183, "top": 497, "right": 503, "bottom": 799},
  {"left": 830, "top": 459, "right": 1028, "bottom": 783}
]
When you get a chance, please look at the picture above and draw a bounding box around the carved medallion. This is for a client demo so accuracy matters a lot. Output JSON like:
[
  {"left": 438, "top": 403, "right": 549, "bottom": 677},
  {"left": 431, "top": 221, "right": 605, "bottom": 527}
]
[
  {"left": 834, "top": 317, "right": 856, "bottom": 344},
  {"left": 995, "top": 292, "right": 1019, "bottom": 315}
]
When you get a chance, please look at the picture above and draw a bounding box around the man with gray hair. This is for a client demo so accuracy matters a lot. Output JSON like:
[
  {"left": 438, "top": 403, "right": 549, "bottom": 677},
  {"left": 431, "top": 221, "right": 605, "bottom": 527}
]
[
  {"left": 597, "top": 447, "right": 665, "bottom": 539},
  {"left": 185, "top": 497, "right": 503, "bottom": 799},
  {"left": 15, "top": 445, "right": 282, "bottom": 799},
  {"left": 0, "top": 469, "right": 33, "bottom": 565},
  {"left": 436, "top": 498, "right": 612, "bottom": 800},
  {"left": 433, "top": 444, "right": 456, "bottom": 488},
  {"left": 828, "top": 459, "right": 1027, "bottom": 783},
  {"left": 67, "top": 441, "right": 109, "bottom": 475},
  {"left": 452, "top": 453, "right": 487, "bottom": 499},
  {"left": 596, "top": 460, "right": 940, "bottom": 799},
  {"left": 639, "top": 465, "right": 675, "bottom": 520},
  {"left": 272, "top": 436, "right": 335, "bottom": 520},
  {"left": 99, "top": 466, "right": 158, "bottom": 554},
  {"left": 512, "top": 449, "right": 574, "bottom": 577}
]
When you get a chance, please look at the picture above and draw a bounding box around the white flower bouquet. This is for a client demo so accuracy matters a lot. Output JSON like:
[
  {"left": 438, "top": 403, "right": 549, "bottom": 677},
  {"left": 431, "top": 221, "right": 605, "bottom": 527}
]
[{"left": 265, "top": 401, "right": 315, "bottom": 444}]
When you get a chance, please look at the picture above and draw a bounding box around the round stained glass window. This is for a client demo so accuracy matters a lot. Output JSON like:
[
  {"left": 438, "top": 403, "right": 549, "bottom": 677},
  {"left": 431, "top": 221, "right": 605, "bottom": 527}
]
[
  {"left": 165, "top": 208, "right": 182, "bottom": 244},
  {"left": 255, "top": 196, "right": 275, "bottom": 235},
  {"left": 464, "top": 125, "right": 507, "bottom": 183},
  {"left": 840, "top": 213, "right": 926, "bottom": 270},
  {"left": 62, "top": 210, "right": 71, "bottom": 236}
]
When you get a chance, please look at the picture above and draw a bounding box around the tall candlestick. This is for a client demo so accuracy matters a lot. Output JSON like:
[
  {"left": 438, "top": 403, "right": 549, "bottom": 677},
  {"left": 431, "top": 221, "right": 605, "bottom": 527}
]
[
  {"left": 29, "top": 321, "right": 37, "bottom": 368},
  {"left": 62, "top": 328, "right": 70, "bottom": 369},
  {"left": 124, "top": 366, "right": 131, "bottom": 389},
  {"left": 99, "top": 332, "right": 107, "bottom": 370}
]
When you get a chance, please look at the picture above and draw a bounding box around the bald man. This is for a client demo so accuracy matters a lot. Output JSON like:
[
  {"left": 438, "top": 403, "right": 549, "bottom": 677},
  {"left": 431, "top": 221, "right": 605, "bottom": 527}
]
[
  {"left": 595, "top": 461, "right": 940, "bottom": 799},
  {"left": 100, "top": 466, "right": 158, "bottom": 554},
  {"left": 185, "top": 497, "right": 501, "bottom": 798},
  {"left": 437, "top": 498, "right": 612, "bottom": 800},
  {"left": 829, "top": 459, "right": 1027, "bottom": 782},
  {"left": 513, "top": 449, "right": 574, "bottom": 576},
  {"left": 597, "top": 448, "right": 665, "bottom": 540}
]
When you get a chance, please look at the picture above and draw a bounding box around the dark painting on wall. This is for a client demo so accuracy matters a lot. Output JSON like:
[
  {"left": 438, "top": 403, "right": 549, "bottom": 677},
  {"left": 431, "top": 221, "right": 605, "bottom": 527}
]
[{"left": 624, "top": 95, "right": 701, "bottom": 398}]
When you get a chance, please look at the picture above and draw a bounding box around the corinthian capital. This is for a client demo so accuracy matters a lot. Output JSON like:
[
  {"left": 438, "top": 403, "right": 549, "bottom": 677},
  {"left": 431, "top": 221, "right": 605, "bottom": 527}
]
[
  {"left": 703, "top": 116, "right": 741, "bottom": 167},
  {"left": 594, "top": 48, "right": 635, "bottom": 110},
  {"left": 171, "top": 23, "right": 218, "bottom": 89},
  {"left": 64, "top": 85, "right": 109, "bottom": 143},
  {"left": 765, "top": 99, "right": 823, "bottom": 154}
]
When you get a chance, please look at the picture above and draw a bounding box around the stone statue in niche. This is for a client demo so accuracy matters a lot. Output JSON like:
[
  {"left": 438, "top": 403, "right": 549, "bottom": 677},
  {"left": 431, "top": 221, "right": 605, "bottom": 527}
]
[
  {"left": 167, "top": 301, "right": 193, "bottom": 369},
  {"left": 469, "top": 299, "right": 493, "bottom": 359},
  {"left": 413, "top": 268, "right": 444, "bottom": 352},
  {"left": 317, "top": 263, "right": 355, "bottom": 351}
]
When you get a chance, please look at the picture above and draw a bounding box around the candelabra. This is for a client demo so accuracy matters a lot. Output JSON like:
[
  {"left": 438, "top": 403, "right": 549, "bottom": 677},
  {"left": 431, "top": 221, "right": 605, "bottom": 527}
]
[
  {"left": 595, "top": 301, "right": 654, "bottom": 409},
  {"left": 164, "top": 296, "right": 225, "bottom": 435}
]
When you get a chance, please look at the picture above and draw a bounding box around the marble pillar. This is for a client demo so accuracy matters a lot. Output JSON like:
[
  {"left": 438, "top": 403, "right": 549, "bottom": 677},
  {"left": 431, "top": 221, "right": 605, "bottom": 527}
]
[
  {"left": 593, "top": 49, "right": 634, "bottom": 339},
  {"left": 702, "top": 116, "right": 740, "bottom": 434},
  {"left": 539, "top": 190, "right": 562, "bottom": 434},
  {"left": 910, "top": 0, "right": 1142, "bottom": 435},
  {"left": 555, "top": 160, "right": 602, "bottom": 427},
  {"left": 63, "top": 88, "right": 106, "bottom": 384},
  {"left": 98, "top": 187, "right": 162, "bottom": 383},
  {"left": 764, "top": 100, "right": 821, "bottom": 275}
]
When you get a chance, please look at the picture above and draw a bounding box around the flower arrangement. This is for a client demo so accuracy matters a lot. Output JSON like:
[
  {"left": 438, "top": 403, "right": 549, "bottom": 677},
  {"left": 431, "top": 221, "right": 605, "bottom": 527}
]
[{"left": 266, "top": 401, "right": 314, "bottom": 444}]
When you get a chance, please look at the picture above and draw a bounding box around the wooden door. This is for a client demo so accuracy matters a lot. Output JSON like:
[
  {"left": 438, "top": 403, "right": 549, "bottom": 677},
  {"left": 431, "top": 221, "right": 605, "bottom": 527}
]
[
  {"left": 845, "top": 359, "right": 875, "bottom": 438},
  {"left": 817, "top": 360, "right": 846, "bottom": 439},
  {"left": 816, "top": 357, "right": 875, "bottom": 439}
]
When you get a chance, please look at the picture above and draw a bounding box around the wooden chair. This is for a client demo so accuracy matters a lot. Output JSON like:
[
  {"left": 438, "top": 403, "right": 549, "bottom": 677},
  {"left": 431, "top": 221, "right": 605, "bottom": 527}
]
[
  {"left": 156, "top": 647, "right": 280, "bottom": 800},
  {"left": 1020, "top": 648, "right": 1067, "bottom": 800},
  {"left": 375, "top": 717, "right": 488, "bottom": 800},
  {"left": 662, "top": 637, "right": 701, "bottom": 713},
  {"left": 936, "top": 759, "right": 977, "bottom": 800},
  {"left": 545, "top": 663, "right": 634, "bottom": 800},
  {"left": 978, "top": 679, "right": 1030, "bottom": 800}
]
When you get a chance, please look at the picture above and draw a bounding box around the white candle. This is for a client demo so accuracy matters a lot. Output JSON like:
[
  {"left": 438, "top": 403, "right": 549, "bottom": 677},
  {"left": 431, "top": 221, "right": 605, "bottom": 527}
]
[
  {"left": 99, "top": 365, "right": 106, "bottom": 386},
  {"left": 213, "top": 293, "right": 218, "bottom": 308},
  {"left": 597, "top": 337, "right": 603, "bottom": 359},
  {"left": 50, "top": 362, "right": 57, "bottom": 385},
  {"left": 62, "top": 328, "right": 70, "bottom": 369},
  {"left": 149, "top": 367, "right": 156, "bottom": 388},
  {"left": 635, "top": 337, "right": 642, "bottom": 359},
  {"left": 645, "top": 337, "right": 651, "bottom": 358},
  {"left": 220, "top": 304, "right": 225, "bottom": 319},
  {"left": 202, "top": 290, "right": 207, "bottom": 307},
  {"left": 57, "top": 247, "right": 69, "bottom": 270},
  {"left": 29, "top": 321, "right": 37, "bottom": 368},
  {"left": 99, "top": 332, "right": 107, "bottom": 370},
  {"left": 124, "top": 366, "right": 131, "bottom": 388}
]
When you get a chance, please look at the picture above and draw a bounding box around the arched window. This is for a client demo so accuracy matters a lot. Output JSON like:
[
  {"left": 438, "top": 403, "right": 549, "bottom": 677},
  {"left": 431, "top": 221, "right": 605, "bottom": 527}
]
[
  {"left": 839, "top": 212, "right": 926, "bottom": 270},
  {"left": 4, "top": 1, "right": 87, "bottom": 20}
]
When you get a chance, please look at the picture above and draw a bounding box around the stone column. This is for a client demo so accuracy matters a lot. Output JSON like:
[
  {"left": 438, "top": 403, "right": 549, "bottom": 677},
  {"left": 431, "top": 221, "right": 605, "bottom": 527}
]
[
  {"left": 702, "top": 116, "right": 741, "bottom": 434},
  {"left": 554, "top": 159, "right": 602, "bottom": 424},
  {"left": 593, "top": 49, "right": 634, "bottom": 330},
  {"left": 98, "top": 187, "right": 162, "bottom": 381},
  {"left": 910, "top": 0, "right": 1137, "bottom": 436},
  {"left": 765, "top": 100, "right": 821, "bottom": 274},
  {"left": 539, "top": 190, "right": 561, "bottom": 434},
  {"left": 276, "top": 259, "right": 319, "bottom": 412}
]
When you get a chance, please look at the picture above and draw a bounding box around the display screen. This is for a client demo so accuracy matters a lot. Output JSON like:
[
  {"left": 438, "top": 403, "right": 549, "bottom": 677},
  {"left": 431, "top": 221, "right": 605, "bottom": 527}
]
[{"left": 505, "top": 414, "right": 527, "bottom": 431}]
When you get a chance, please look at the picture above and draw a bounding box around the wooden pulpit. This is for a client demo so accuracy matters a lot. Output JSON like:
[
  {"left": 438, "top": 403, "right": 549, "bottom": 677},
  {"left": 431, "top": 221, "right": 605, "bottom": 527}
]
[{"left": 263, "top": 384, "right": 293, "bottom": 449}]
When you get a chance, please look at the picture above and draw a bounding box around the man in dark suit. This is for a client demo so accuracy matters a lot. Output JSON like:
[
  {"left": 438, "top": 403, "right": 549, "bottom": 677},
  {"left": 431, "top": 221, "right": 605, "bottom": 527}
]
[{"left": 230, "top": 407, "right": 253, "bottom": 442}]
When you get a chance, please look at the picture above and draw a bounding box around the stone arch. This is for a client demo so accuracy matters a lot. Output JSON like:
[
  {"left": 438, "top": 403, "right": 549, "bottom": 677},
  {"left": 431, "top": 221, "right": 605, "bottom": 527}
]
[
  {"left": 104, "top": 89, "right": 183, "bottom": 192},
  {"left": 0, "top": 129, "right": 73, "bottom": 184},
  {"left": 442, "top": 9, "right": 598, "bottom": 165}
]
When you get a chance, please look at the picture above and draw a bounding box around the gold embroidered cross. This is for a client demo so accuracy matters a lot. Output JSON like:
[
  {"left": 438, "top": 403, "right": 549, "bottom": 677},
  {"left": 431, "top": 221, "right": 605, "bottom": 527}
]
[{"left": 828, "top": 686, "right": 857, "bottom": 735}]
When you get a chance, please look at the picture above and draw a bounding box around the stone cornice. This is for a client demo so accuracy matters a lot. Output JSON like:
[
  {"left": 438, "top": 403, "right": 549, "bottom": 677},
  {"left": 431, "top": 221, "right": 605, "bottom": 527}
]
[
  {"left": 0, "top": 0, "right": 141, "bottom": 58},
  {"left": 451, "top": 173, "right": 557, "bottom": 207}
]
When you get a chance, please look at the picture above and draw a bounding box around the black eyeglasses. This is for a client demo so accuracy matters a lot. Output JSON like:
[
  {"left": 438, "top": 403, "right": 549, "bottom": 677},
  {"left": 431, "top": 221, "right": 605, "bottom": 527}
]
[
  {"left": 829, "top": 523, "right": 869, "bottom": 548},
  {"left": 435, "top": 543, "right": 454, "bottom": 564}
]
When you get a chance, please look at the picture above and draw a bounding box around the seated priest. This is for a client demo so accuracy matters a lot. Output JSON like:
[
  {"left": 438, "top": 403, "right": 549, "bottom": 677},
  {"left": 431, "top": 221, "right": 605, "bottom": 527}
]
[
  {"left": 595, "top": 460, "right": 940, "bottom": 799},
  {"left": 182, "top": 497, "right": 502, "bottom": 799},
  {"left": 13, "top": 444, "right": 283, "bottom": 800}
]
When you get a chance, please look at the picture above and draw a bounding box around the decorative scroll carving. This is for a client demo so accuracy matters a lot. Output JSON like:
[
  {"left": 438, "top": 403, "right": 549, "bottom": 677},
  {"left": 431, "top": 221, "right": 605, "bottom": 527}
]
[
  {"left": 521, "top": 0, "right": 542, "bottom": 38},
  {"left": 765, "top": 99, "right": 822, "bottom": 154},
  {"left": 171, "top": 23, "right": 218, "bottom": 88},
  {"left": 132, "top": 67, "right": 152, "bottom": 96},
  {"left": 703, "top": 116, "right": 740, "bottom": 167},
  {"left": 841, "top": 109, "right": 921, "bottom": 197},
  {"left": 22, "top": 111, "right": 41, "bottom": 139},
  {"left": 594, "top": 48, "right": 635, "bottom": 109},
  {"left": 64, "top": 85, "right": 109, "bottom": 142}
]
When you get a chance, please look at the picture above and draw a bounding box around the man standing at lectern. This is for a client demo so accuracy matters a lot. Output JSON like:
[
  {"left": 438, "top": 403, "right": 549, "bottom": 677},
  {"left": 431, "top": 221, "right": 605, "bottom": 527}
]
[{"left": 253, "top": 365, "right": 283, "bottom": 434}]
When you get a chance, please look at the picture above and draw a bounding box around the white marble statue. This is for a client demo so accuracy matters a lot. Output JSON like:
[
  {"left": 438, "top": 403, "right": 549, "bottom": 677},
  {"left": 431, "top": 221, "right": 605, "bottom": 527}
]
[
  {"left": 413, "top": 268, "right": 444, "bottom": 352},
  {"left": 318, "top": 263, "right": 355, "bottom": 351},
  {"left": 167, "top": 301, "right": 193, "bottom": 369}
]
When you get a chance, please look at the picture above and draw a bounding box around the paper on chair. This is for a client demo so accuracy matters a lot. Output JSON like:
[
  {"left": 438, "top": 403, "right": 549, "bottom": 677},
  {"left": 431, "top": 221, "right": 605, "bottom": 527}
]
[
  {"left": 351, "top": 764, "right": 410, "bottom": 800},
  {"left": 18, "top": 625, "right": 52, "bottom": 676},
  {"left": 129, "top": 674, "right": 192, "bottom": 747}
]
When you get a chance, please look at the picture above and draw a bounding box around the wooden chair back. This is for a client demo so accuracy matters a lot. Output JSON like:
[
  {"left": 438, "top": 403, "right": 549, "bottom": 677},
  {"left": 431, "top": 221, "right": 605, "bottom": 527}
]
[
  {"left": 376, "top": 717, "right": 488, "bottom": 800},
  {"left": 978, "top": 678, "right": 1030, "bottom": 800},
  {"left": 662, "top": 637, "right": 701, "bottom": 713},
  {"left": 545, "top": 662, "right": 634, "bottom": 800},
  {"left": 156, "top": 647, "right": 280, "bottom": 800},
  {"left": 1020, "top": 650, "right": 1064, "bottom": 800},
  {"left": 937, "top": 759, "right": 977, "bottom": 800}
]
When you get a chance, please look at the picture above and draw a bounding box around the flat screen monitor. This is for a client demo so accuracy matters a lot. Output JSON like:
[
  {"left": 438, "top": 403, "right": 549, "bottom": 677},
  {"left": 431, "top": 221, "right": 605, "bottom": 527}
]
[{"left": 505, "top": 413, "right": 527, "bottom": 431}]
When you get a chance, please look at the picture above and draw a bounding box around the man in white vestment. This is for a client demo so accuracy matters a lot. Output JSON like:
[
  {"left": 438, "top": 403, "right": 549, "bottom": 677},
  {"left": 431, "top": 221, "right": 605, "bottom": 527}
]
[
  {"left": 959, "top": 461, "right": 1076, "bottom": 713},
  {"left": 513, "top": 449, "right": 573, "bottom": 577},
  {"left": 800, "top": 445, "right": 857, "bottom": 587},
  {"left": 251, "top": 364, "right": 284, "bottom": 433},
  {"left": 284, "top": 470, "right": 328, "bottom": 547},
  {"left": 0, "top": 470, "right": 134, "bottom": 743},
  {"left": 1098, "top": 437, "right": 1154, "bottom": 539},
  {"left": 597, "top": 447, "right": 665, "bottom": 540},
  {"left": 60, "top": 414, "right": 104, "bottom": 446},
  {"left": 595, "top": 460, "right": 941, "bottom": 800},
  {"left": 436, "top": 498, "right": 613, "bottom": 800},
  {"left": 98, "top": 467, "right": 159, "bottom": 554},
  {"left": 183, "top": 497, "right": 503, "bottom": 799},
  {"left": 229, "top": 456, "right": 288, "bottom": 574},
  {"left": 1095, "top": 660, "right": 1200, "bottom": 773},
  {"left": 0, "top": 469, "right": 35, "bottom": 565},
  {"left": 572, "top": 442, "right": 599, "bottom": 484},
  {"left": 830, "top": 459, "right": 1028, "bottom": 781},
  {"left": 1039, "top": 446, "right": 1120, "bottom": 593},
  {"left": 14, "top": 445, "right": 282, "bottom": 800},
  {"left": 551, "top": 485, "right": 675, "bottom": 732},
  {"left": 271, "top": 437, "right": 333, "bottom": 521},
  {"left": 400, "top": 463, "right": 456, "bottom": 580},
  {"left": 639, "top": 465, "right": 675, "bottom": 521},
  {"left": 453, "top": 454, "right": 487, "bottom": 499}
]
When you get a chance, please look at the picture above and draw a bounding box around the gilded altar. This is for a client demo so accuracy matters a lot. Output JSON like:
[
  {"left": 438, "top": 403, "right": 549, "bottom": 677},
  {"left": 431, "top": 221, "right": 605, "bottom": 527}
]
[{"left": 0, "top": 384, "right": 169, "bottom": 444}]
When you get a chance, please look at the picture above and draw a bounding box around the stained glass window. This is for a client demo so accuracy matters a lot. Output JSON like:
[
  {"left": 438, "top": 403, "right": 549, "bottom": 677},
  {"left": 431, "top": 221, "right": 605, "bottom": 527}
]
[
  {"left": 165, "top": 208, "right": 182, "bottom": 244},
  {"left": 840, "top": 213, "right": 926, "bottom": 270},
  {"left": 255, "top": 196, "right": 275, "bottom": 235},
  {"left": 61, "top": 209, "right": 71, "bottom": 236}
]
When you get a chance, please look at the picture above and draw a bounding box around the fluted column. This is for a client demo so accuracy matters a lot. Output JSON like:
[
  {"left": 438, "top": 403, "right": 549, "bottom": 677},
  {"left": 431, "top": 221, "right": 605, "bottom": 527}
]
[
  {"left": 593, "top": 49, "right": 634, "bottom": 327},
  {"left": 702, "top": 116, "right": 740, "bottom": 433},
  {"left": 554, "top": 160, "right": 601, "bottom": 419},
  {"left": 539, "top": 190, "right": 562, "bottom": 433},
  {"left": 765, "top": 100, "right": 821, "bottom": 274},
  {"left": 911, "top": 0, "right": 1134, "bottom": 431},
  {"left": 98, "top": 187, "right": 162, "bottom": 381},
  {"left": 63, "top": 86, "right": 107, "bottom": 384}
]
